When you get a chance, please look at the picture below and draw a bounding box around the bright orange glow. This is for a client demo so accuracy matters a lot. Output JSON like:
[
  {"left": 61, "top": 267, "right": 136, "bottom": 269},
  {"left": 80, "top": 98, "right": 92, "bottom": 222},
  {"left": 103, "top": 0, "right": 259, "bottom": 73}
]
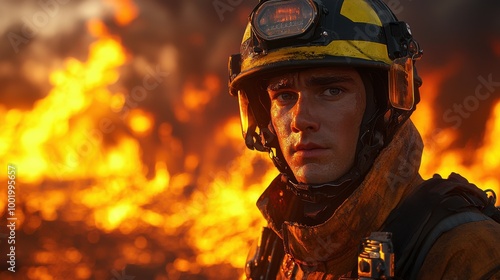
[
  {"left": 184, "top": 154, "right": 199, "bottom": 171},
  {"left": 412, "top": 57, "right": 500, "bottom": 205},
  {"left": 87, "top": 19, "right": 109, "bottom": 37},
  {"left": 176, "top": 74, "right": 221, "bottom": 122},
  {"left": 110, "top": 92, "right": 126, "bottom": 112},
  {"left": 273, "top": 7, "right": 301, "bottom": 22},
  {"left": 411, "top": 56, "right": 463, "bottom": 139},
  {"left": 27, "top": 267, "right": 52, "bottom": 279},
  {"left": 174, "top": 258, "right": 191, "bottom": 272},
  {"left": 107, "top": 203, "right": 135, "bottom": 229},
  {"left": 76, "top": 265, "right": 92, "bottom": 279},
  {"left": 127, "top": 109, "right": 154, "bottom": 136},
  {"left": 182, "top": 75, "right": 221, "bottom": 111},
  {"left": 186, "top": 147, "right": 272, "bottom": 268},
  {"left": 105, "top": 0, "right": 139, "bottom": 26},
  {"left": 0, "top": 25, "right": 127, "bottom": 185},
  {"left": 65, "top": 248, "right": 83, "bottom": 263}
]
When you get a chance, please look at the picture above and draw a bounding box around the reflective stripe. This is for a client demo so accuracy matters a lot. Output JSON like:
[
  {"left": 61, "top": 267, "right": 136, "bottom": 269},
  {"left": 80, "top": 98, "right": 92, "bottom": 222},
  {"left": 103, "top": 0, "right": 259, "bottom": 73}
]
[
  {"left": 241, "top": 40, "right": 392, "bottom": 71},
  {"left": 340, "top": 0, "right": 382, "bottom": 26},
  {"left": 242, "top": 23, "right": 252, "bottom": 43}
]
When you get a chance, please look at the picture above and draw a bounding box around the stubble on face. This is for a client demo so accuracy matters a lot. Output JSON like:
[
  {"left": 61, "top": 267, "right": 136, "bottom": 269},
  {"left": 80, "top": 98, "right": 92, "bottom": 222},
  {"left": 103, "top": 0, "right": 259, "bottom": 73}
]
[{"left": 268, "top": 67, "right": 366, "bottom": 184}]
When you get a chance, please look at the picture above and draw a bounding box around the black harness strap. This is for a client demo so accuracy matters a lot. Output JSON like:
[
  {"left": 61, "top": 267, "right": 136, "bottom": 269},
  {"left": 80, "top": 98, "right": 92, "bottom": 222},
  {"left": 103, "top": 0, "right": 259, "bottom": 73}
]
[
  {"left": 383, "top": 173, "right": 499, "bottom": 279},
  {"left": 407, "top": 211, "right": 490, "bottom": 277}
]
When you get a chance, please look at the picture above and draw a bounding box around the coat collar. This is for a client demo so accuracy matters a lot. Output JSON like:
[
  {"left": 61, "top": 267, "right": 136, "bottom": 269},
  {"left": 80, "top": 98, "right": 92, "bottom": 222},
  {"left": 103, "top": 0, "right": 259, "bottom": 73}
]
[{"left": 257, "top": 120, "right": 424, "bottom": 276}]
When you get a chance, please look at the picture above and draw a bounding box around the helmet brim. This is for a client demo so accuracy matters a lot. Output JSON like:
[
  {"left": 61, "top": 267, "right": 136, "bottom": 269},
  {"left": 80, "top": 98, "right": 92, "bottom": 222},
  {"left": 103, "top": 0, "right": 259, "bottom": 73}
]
[{"left": 230, "top": 55, "right": 390, "bottom": 94}]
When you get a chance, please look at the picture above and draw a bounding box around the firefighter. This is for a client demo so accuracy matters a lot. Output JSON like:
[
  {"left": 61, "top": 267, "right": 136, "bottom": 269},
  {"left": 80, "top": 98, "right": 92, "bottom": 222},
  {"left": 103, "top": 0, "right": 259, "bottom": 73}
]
[{"left": 228, "top": 0, "right": 500, "bottom": 279}]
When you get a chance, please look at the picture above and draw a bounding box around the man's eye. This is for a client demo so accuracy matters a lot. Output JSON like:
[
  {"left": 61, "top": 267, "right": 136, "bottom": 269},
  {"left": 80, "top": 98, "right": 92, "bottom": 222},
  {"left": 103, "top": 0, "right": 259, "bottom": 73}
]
[
  {"left": 273, "top": 92, "right": 296, "bottom": 102},
  {"left": 323, "top": 88, "right": 343, "bottom": 96}
]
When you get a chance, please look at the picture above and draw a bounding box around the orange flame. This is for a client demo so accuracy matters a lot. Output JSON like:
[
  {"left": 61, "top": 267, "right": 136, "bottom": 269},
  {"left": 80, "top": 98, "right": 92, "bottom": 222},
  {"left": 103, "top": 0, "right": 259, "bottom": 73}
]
[
  {"left": 413, "top": 57, "right": 500, "bottom": 205},
  {"left": 0, "top": 24, "right": 127, "bottom": 184},
  {"left": 186, "top": 118, "right": 272, "bottom": 268},
  {"left": 1, "top": 16, "right": 270, "bottom": 277},
  {"left": 175, "top": 74, "right": 221, "bottom": 122},
  {"left": 1, "top": 5, "right": 499, "bottom": 279}
]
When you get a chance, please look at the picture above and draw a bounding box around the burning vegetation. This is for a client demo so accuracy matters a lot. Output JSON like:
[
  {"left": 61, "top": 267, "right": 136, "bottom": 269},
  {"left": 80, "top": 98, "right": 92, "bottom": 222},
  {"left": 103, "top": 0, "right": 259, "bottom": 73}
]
[{"left": 0, "top": 1, "right": 498, "bottom": 279}]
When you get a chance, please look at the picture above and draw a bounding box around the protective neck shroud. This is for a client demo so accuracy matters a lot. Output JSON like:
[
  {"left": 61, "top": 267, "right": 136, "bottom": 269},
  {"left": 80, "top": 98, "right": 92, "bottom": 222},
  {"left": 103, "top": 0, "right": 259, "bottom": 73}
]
[{"left": 256, "top": 120, "right": 424, "bottom": 277}]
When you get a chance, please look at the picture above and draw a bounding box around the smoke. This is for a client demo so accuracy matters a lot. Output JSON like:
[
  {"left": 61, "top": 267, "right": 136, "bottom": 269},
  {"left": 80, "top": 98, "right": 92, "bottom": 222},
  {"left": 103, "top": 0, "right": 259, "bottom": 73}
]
[
  {"left": 0, "top": 0, "right": 116, "bottom": 107},
  {"left": 399, "top": 0, "right": 500, "bottom": 145}
]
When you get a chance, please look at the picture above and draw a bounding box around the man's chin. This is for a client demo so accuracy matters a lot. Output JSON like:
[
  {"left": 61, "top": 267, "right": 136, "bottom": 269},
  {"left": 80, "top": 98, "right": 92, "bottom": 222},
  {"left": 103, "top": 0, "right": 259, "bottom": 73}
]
[{"left": 294, "top": 167, "right": 343, "bottom": 185}]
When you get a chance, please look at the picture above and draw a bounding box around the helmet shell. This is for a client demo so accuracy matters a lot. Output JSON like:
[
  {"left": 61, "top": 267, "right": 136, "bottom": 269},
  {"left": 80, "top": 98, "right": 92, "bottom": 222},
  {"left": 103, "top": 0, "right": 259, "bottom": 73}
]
[{"left": 229, "top": 0, "right": 404, "bottom": 94}]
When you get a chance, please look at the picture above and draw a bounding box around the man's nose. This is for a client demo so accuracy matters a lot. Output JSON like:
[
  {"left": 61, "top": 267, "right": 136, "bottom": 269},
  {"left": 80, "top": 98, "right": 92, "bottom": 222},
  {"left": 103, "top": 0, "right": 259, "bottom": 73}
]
[{"left": 291, "top": 94, "right": 320, "bottom": 133}]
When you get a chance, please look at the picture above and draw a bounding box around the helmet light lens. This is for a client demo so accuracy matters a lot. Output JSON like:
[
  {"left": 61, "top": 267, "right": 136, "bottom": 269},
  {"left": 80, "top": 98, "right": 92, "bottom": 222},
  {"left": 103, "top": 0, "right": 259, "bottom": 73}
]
[{"left": 252, "top": 0, "right": 317, "bottom": 41}]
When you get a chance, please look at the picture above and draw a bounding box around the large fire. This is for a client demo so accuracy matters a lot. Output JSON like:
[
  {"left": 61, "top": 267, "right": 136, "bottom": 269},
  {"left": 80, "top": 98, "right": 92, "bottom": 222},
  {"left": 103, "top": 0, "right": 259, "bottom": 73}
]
[
  {"left": 412, "top": 58, "right": 500, "bottom": 198},
  {"left": 0, "top": 2, "right": 498, "bottom": 280}
]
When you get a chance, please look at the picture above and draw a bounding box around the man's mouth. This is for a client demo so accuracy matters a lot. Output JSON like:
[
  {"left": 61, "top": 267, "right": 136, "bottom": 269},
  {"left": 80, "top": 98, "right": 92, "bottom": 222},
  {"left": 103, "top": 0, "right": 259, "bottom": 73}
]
[{"left": 293, "top": 142, "right": 328, "bottom": 158}]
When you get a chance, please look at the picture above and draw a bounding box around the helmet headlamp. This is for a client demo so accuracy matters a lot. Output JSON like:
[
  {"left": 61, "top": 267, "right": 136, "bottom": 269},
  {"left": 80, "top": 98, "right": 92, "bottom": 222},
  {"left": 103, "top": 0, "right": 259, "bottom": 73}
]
[{"left": 251, "top": 0, "right": 318, "bottom": 41}]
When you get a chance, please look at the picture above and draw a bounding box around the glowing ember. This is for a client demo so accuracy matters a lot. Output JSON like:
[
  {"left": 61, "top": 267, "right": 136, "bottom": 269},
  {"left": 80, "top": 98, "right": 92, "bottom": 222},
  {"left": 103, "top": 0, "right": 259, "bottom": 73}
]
[
  {"left": 104, "top": 0, "right": 139, "bottom": 26},
  {"left": 127, "top": 109, "right": 154, "bottom": 136}
]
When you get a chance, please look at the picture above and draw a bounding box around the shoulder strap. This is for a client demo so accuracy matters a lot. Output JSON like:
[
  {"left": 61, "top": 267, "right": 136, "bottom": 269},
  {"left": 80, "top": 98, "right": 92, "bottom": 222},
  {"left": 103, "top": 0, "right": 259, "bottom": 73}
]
[
  {"left": 246, "top": 227, "right": 285, "bottom": 280},
  {"left": 406, "top": 211, "right": 489, "bottom": 277},
  {"left": 382, "top": 173, "right": 500, "bottom": 280}
]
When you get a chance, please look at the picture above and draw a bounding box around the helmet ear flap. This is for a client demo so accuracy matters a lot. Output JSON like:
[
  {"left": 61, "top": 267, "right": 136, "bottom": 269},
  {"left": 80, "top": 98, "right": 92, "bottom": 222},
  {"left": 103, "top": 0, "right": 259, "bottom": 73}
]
[
  {"left": 238, "top": 90, "right": 265, "bottom": 151},
  {"left": 383, "top": 20, "right": 423, "bottom": 111},
  {"left": 388, "top": 57, "right": 415, "bottom": 110},
  {"left": 413, "top": 64, "right": 422, "bottom": 106}
]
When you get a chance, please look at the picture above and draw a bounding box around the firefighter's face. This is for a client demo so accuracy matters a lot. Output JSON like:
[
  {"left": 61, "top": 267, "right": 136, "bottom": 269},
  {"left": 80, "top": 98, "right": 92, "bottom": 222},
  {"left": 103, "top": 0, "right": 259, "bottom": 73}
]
[{"left": 267, "top": 67, "right": 366, "bottom": 184}]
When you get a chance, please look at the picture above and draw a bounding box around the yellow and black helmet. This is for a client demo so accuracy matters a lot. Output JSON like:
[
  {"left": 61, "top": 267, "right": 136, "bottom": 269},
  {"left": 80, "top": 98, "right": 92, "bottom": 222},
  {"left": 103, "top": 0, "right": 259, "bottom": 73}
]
[
  {"left": 231, "top": 0, "right": 399, "bottom": 86},
  {"left": 228, "top": 0, "right": 423, "bottom": 198},
  {"left": 229, "top": 0, "right": 422, "bottom": 151}
]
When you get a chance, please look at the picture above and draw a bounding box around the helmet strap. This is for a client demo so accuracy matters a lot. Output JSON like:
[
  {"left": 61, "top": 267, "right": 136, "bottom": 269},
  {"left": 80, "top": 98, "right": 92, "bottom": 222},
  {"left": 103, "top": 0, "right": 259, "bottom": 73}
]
[{"left": 273, "top": 70, "right": 386, "bottom": 204}]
